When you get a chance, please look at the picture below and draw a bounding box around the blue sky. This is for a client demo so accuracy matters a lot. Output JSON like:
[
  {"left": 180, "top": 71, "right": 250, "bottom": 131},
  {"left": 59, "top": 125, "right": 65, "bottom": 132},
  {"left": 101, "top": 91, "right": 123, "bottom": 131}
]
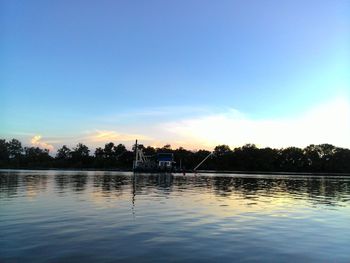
[{"left": 1, "top": 0, "right": 349, "bottom": 151}]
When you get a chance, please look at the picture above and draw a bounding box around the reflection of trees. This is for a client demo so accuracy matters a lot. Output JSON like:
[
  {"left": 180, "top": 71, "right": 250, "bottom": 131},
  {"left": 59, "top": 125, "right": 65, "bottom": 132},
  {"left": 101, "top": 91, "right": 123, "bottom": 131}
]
[
  {"left": 0, "top": 172, "right": 19, "bottom": 198},
  {"left": 127, "top": 174, "right": 350, "bottom": 207},
  {"left": 0, "top": 172, "right": 47, "bottom": 199},
  {"left": 54, "top": 173, "right": 88, "bottom": 193},
  {"left": 23, "top": 174, "right": 48, "bottom": 198},
  {"left": 70, "top": 173, "right": 88, "bottom": 192},
  {"left": 93, "top": 173, "right": 129, "bottom": 196},
  {"left": 132, "top": 174, "right": 174, "bottom": 194},
  {"left": 211, "top": 176, "right": 350, "bottom": 206},
  {"left": 54, "top": 174, "right": 70, "bottom": 192},
  {"left": 2, "top": 171, "right": 350, "bottom": 207}
]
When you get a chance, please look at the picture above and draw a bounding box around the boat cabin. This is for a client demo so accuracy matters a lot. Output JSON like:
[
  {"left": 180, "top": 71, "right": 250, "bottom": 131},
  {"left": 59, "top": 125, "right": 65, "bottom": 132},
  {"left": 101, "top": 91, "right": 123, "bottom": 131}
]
[{"left": 157, "top": 153, "right": 174, "bottom": 168}]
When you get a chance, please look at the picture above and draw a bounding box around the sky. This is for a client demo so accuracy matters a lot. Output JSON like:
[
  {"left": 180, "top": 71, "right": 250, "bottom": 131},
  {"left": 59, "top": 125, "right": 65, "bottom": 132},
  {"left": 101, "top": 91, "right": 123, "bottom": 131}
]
[{"left": 1, "top": 0, "right": 350, "bottom": 152}]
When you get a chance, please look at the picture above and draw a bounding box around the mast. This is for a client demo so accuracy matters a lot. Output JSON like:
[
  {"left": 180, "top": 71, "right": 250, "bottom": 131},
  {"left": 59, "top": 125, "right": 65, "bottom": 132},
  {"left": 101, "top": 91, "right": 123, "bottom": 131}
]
[{"left": 133, "top": 139, "right": 138, "bottom": 169}]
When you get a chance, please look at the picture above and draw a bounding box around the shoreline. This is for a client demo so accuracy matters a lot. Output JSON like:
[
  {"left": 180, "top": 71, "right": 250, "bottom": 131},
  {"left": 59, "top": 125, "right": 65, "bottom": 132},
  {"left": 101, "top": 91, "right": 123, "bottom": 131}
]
[{"left": 1, "top": 168, "right": 350, "bottom": 176}]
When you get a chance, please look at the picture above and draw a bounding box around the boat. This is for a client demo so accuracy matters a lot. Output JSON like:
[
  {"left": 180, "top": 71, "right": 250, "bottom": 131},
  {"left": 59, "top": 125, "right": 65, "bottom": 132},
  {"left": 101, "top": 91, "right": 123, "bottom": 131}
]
[{"left": 133, "top": 140, "right": 176, "bottom": 172}]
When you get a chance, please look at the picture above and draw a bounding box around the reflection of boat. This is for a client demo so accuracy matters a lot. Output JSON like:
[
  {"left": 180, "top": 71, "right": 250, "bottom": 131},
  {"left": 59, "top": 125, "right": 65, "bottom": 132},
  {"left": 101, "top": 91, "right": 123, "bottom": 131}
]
[{"left": 132, "top": 140, "right": 175, "bottom": 172}]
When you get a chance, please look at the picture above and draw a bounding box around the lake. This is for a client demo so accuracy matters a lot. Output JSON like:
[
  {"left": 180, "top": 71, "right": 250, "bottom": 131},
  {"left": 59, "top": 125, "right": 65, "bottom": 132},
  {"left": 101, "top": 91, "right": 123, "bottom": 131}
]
[{"left": 1, "top": 170, "right": 350, "bottom": 262}]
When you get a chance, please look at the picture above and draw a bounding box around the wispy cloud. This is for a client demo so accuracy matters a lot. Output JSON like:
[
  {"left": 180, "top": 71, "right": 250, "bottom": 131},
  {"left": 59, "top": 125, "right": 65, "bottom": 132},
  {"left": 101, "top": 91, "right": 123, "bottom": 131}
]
[
  {"left": 86, "top": 130, "right": 152, "bottom": 143},
  {"left": 98, "top": 106, "right": 216, "bottom": 123}
]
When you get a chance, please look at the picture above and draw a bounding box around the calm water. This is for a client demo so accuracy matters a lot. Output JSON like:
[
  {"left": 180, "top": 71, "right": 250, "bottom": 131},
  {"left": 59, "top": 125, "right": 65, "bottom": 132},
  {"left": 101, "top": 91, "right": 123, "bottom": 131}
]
[{"left": 1, "top": 170, "right": 350, "bottom": 263}]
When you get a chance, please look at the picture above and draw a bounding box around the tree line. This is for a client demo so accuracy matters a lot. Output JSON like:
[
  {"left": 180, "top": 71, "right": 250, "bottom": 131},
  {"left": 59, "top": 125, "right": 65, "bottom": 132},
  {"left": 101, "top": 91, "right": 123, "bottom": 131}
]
[{"left": 0, "top": 138, "right": 350, "bottom": 173}]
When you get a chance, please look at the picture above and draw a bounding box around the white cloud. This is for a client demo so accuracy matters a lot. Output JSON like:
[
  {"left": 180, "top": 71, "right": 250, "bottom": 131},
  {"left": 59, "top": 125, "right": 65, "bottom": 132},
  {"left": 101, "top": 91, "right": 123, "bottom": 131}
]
[
  {"left": 160, "top": 97, "right": 350, "bottom": 149},
  {"left": 22, "top": 97, "right": 350, "bottom": 152},
  {"left": 30, "top": 135, "right": 54, "bottom": 151}
]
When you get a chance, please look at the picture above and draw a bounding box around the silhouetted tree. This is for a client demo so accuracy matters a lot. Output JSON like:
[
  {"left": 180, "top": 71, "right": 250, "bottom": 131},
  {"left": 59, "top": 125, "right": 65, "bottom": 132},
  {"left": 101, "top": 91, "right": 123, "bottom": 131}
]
[
  {"left": 332, "top": 148, "right": 350, "bottom": 172},
  {"left": 1, "top": 138, "right": 350, "bottom": 173},
  {"left": 173, "top": 147, "right": 192, "bottom": 170},
  {"left": 7, "top": 139, "right": 23, "bottom": 159},
  {"left": 23, "top": 147, "right": 52, "bottom": 167},
  {"left": 157, "top": 144, "right": 172, "bottom": 153},
  {"left": 304, "top": 144, "right": 322, "bottom": 171},
  {"left": 103, "top": 142, "right": 115, "bottom": 158},
  {"left": 277, "top": 147, "right": 306, "bottom": 172},
  {"left": 56, "top": 145, "right": 72, "bottom": 160},
  {"left": 72, "top": 143, "right": 90, "bottom": 157},
  {"left": 114, "top": 144, "right": 127, "bottom": 156},
  {"left": 0, "top": 139, "right": 9, "bottom": 161},
  {"left": 214, "top": 145, "right": 231, "bottom": 156},
  {"left": 71, "top": 143, "right": 90, "bottom": 167},
  {"left": 95, "top": 147, "right": 104, "bottom": 158}
]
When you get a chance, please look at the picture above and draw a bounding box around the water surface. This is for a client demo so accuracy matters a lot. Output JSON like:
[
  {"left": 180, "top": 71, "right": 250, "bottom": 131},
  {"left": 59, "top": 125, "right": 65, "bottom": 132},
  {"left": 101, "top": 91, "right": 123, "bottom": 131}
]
[{"left": 1, "top": 170, "right": 350, "bottom": 262}]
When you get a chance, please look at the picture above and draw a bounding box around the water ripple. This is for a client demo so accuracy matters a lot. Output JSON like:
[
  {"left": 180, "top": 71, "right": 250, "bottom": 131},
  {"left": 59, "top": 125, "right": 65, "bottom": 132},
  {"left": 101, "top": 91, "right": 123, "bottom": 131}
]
[{"left": 1, "top": 170, "right": 350, "bottom": 262}]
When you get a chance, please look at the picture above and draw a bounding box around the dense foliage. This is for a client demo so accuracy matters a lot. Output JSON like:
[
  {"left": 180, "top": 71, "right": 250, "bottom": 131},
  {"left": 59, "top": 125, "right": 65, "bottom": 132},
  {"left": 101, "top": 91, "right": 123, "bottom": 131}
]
[{"left": 0, "top": 138, "right": 350, "bottom": 173}]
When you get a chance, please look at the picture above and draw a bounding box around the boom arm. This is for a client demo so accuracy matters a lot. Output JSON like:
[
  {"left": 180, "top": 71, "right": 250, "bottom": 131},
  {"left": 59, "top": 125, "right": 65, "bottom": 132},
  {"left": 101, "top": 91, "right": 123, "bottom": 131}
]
[{"left": 193, "top": 152, "right": 214, "bottom": 171}]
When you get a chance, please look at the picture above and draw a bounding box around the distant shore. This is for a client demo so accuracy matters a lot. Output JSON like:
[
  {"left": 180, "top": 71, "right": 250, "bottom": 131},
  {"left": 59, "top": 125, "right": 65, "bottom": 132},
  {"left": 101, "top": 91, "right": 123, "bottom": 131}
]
[
  {"left": 1, "top": 168, "right": 350, "bottom": 176},
  {"left": 2, "top": 139, "right": 350, "bottom": 174}
]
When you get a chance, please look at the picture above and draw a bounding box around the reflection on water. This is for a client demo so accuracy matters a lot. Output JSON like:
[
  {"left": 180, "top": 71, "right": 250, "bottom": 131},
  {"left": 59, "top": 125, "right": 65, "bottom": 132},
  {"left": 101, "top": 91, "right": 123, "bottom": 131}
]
[{"left": 1, "top": 170, "right": 350, "bottom": 262}]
